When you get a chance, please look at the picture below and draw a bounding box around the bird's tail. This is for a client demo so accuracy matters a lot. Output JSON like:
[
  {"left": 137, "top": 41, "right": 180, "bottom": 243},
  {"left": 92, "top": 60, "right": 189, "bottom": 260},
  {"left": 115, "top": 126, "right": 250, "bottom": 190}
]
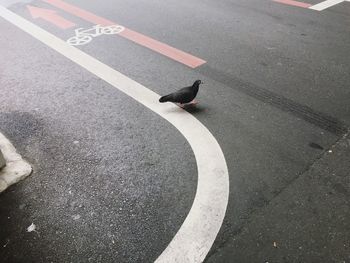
[{"left": 159, "top": 95, "right": 172, "bottom": 103}]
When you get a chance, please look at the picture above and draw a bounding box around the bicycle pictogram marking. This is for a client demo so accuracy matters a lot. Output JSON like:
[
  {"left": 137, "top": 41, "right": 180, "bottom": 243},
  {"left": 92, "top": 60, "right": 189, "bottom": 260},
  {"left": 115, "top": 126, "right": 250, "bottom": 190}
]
[{"left": 67, "top": 24, "right": 125, "bottom": 46}]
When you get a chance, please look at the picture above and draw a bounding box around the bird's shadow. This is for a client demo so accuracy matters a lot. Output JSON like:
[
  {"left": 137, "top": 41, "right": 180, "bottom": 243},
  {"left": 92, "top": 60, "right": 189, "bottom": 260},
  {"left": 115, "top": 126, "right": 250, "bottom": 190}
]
[
  {"left": 183, "top": 104, "right": 206, "bottom": 114},
  {"left": 164, "top": 103, "right": 207, "bottom": 115}
]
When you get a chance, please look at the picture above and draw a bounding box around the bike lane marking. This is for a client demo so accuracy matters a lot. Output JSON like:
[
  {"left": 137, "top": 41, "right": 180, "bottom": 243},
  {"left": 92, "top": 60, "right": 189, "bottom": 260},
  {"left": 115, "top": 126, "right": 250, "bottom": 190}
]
[
  {"left": 66, "top": 25, "right": 125, "bottom": 46},
  {"left": 42, "top": 0, "right": 206, "bottom": 68},
  {"left": 0, "top": 5, "right": 229, "bottom": 263},
  {"left": 27, "top": 5, "right": 75, "bottom": 29}
]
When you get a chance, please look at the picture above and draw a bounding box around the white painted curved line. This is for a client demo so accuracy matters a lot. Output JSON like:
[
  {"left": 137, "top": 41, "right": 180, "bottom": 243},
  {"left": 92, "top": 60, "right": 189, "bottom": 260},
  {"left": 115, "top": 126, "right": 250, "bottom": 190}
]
[{"left": 0, "top": 6, "right": 229, "bottom": 262}]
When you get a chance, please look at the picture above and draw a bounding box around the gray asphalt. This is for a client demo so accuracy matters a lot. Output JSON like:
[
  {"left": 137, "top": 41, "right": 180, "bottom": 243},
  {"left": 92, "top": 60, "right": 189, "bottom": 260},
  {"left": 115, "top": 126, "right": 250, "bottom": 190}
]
[{"left": 0, "top": 0, "right": 349, "bottom": 262}]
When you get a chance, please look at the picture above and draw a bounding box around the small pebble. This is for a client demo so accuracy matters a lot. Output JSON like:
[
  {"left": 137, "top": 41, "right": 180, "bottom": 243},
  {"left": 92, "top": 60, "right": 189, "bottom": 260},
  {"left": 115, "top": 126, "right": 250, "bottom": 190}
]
[{"left": 72, "top": 214, "right": 81, "bottom": 220}]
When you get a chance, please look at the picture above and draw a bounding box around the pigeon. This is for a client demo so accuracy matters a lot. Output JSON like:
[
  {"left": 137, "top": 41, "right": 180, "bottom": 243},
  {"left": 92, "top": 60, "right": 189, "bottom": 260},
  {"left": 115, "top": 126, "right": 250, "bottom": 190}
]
[{"left": 159, "top": 80, "right": 203, "bottom": 107}]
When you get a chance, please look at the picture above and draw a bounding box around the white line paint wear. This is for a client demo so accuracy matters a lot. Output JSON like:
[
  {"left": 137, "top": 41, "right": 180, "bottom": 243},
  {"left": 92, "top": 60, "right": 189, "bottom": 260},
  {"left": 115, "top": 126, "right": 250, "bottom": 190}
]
[
  {"left": 0, "top": 6, "right": 229, "bottom": 262},
  {"left": 309, "top": 0, "right": 344, "bottom": 10}
]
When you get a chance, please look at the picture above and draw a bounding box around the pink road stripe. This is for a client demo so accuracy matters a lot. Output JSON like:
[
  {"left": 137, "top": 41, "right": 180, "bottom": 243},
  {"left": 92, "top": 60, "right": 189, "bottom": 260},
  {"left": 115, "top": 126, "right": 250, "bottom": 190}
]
[
  {"left": 273, "top": 0, "right": 312, "bottom": 8},
  {"left": 119, "top": 29, "right": 205, "bottom": 68},
  {"left": 43, "top": 0, "right": 206, "bottom": 68}
]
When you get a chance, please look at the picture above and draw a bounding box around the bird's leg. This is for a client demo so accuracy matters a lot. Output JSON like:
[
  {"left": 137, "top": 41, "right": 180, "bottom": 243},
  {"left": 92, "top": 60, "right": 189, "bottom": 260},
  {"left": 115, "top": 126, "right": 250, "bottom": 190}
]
[
  {"left": 175, "top": 103, "right": 185, "bottom": 108},
  {"left": 189, "top": 99, "right": 198, "bottom": 105}
]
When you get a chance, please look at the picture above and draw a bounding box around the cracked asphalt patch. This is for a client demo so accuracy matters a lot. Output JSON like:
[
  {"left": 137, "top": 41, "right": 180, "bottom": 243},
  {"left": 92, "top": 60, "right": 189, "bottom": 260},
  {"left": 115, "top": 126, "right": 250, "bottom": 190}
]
[{"left": 207, "top": 132, "right": 350, "bottom": 263}]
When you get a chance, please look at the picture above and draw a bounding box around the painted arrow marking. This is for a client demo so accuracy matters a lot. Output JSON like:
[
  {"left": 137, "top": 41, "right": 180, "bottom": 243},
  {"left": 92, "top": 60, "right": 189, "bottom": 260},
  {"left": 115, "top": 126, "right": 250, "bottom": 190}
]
[
  {"left": 42, "top": 0, "right": 206, "bottom": 68},
  {"left": 27, "top": 5, "right": 75, "bottom": 29}
]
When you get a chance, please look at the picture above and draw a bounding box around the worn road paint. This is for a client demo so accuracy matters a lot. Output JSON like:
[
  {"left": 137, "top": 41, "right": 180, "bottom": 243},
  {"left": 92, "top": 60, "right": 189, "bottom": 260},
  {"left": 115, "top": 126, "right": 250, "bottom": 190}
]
[
  {"left": 273, "top": 0, "right": 312, "bottom": 8},
  {"left": 27, "top": 5, "right": 75, "bottom": 29},
  {"left": 309, "top": 0, "right": 344, "bottom": 10},
  {"left": 0, "top": 6, "right": 229, "bottom": 262},
  {"left": 42, "top": 0, "right": 206, "bottom": 68}
]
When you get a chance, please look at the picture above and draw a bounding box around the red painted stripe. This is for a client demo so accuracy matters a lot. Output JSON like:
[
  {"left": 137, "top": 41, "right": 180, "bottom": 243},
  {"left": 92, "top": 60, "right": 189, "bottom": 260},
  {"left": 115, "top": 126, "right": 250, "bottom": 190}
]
[
  {"left": 273, "top": 0, "right": 312, "bottom": 8},
  {"left": 43, "top": 0, "right": 206, "bottom": 68},
  {"left": 119, "top": 29, "right": 205, "bottom": 68}
]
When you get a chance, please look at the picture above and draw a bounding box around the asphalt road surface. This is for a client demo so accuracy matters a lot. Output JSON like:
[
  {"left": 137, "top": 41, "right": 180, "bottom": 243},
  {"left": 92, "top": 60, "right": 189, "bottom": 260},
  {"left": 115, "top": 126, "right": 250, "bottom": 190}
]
[{"left": 0, "top": 0, "right": 349, "bottom": 262}]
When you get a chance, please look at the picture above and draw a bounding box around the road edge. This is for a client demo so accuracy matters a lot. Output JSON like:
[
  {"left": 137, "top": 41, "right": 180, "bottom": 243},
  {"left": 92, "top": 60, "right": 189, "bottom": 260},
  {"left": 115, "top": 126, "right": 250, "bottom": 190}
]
[{"left": 206, "top": 130, "right": 350, "bottom": 262}]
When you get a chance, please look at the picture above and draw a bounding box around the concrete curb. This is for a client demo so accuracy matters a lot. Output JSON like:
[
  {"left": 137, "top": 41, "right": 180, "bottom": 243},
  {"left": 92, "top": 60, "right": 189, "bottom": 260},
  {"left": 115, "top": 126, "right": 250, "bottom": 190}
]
[
  {"left": 0, "top": 132, "right": 32, "bottom": 193},
  {"left": 0, "top": 149, "right": 5, "bottom": 169}
]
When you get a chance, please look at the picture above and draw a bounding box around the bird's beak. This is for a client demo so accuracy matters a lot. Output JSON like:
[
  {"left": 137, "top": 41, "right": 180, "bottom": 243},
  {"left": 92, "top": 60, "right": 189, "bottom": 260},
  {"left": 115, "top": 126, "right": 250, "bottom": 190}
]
[{"left": 201, "top": 81, "right": 204, "bottom": 84}]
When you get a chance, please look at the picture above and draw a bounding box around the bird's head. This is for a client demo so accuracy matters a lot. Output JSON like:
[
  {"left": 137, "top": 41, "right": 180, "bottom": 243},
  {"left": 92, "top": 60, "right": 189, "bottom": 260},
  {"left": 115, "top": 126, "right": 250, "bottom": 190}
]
[{"left": 193, "top": 80, "right": 203, "bottom": 86}]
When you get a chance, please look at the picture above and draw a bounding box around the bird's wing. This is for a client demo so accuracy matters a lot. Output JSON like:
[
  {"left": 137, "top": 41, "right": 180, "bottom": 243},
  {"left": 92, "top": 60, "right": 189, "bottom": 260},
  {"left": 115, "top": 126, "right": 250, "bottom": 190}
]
[{"left": 172, "top": 86, "right": 193, "bottom": 100}]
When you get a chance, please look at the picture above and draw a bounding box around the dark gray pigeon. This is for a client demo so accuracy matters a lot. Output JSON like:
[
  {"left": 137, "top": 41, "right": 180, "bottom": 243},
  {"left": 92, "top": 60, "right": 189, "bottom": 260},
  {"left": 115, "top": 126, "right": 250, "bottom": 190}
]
[{"left": 159, "top": 80, "right": 202, "bottom": 106}]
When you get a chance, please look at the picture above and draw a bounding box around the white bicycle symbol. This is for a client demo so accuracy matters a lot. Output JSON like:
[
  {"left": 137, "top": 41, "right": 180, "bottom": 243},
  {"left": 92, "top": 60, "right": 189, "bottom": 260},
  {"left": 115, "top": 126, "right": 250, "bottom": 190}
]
[{"left": 67, "top": 24, "right": 125, "bottom": 46}]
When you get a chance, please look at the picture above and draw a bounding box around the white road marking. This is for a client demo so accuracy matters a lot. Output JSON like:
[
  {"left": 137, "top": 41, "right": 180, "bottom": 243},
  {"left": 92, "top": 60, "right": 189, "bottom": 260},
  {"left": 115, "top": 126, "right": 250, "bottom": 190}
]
[
  {"left": 309, "top": 0, "right": 344, "bottom": 10},
  {"left": 66, "top": 24, "right": 125, "bottom": 46},
  {"left": 0, "top": 6, "right": 229, "bottom": 262}
]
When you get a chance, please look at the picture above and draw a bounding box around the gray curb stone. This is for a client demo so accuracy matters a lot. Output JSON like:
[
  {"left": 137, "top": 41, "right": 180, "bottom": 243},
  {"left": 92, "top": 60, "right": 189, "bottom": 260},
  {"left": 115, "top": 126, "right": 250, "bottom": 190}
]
[
  {"left": 0, "top": 132, "right": 32, "bottom": 193},
  {"left": 0, "top": 149, "right": 5, "bottom": 169}
]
